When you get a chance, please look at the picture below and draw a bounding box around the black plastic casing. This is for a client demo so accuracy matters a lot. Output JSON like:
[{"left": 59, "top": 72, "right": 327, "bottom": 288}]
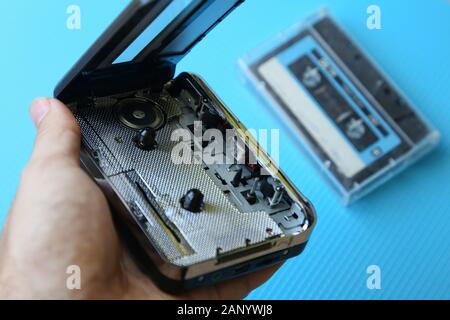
[
  {"left": 55, "top": 0, "right": 244, "bottom": 103},
  {"left": 54, "top": 0, "right": 315, "bottom": 292}
]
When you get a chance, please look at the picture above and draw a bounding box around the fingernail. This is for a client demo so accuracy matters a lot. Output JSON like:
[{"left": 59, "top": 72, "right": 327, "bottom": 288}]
[{"left": 30, "top": 98, "right": 51, "bottom": 126}]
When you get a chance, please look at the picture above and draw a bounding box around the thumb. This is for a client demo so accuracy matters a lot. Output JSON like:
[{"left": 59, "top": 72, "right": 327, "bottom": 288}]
[{"left": 29, "top": 98, "right": 81, "bottom": 167}]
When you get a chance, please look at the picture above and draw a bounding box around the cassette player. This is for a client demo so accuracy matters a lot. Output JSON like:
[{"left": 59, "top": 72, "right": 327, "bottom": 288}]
[
  {"left": 54, "top": 0, "right": 316, "bottom": 292},
  {"left": 240, "top": 10, "right": 440, "bottom": 204}
]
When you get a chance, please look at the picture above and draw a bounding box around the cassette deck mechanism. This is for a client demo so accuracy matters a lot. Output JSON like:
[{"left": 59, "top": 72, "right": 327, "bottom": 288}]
[
  {"left": 240, "top": 11, "right": 440, "bottom": 204},
  {"left": 55, "top": 0, "right": 315, "bottom": 290},
  {"left": 72, "top": 73, "right": 312, "bottom": 268}
]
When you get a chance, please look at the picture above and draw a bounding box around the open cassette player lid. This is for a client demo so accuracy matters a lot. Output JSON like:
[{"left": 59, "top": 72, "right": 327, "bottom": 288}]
[{"left": 55, "top": 0, "right": 244, "bottom": 103}]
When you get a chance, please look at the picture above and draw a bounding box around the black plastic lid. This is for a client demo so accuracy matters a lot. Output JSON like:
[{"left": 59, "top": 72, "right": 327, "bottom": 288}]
[{"left": 55, "top": 0, "right": 244, "bottom": 103}]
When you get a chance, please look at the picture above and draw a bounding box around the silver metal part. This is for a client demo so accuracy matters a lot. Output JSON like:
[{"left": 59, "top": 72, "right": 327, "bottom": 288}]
[
  {"left": 269, "top": 185, "right": 285, "bottom": 207},
  {"left": 75, "top": 92, "right": 299, "bottom": 267}
]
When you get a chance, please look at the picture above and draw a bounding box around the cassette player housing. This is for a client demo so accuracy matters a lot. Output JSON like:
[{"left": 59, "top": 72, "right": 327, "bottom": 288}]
[{"left": 54, "top": 0, "right": 316, "bottom": 291}]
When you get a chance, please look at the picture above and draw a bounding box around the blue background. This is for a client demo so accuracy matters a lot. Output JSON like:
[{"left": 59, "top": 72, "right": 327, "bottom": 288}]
[{"left": 0, "top": 0, "right": 449, "bottom": 299}]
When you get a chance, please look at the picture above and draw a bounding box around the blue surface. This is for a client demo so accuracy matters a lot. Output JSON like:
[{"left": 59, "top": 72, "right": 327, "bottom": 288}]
[{"left": 0, "top": 0, "right": 449, "bottom": 299}]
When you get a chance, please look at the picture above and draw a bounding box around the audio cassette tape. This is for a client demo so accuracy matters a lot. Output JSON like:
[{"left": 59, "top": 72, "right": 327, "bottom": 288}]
[{"left": 240, "top": 10, "right": 440, "bottom": 204}]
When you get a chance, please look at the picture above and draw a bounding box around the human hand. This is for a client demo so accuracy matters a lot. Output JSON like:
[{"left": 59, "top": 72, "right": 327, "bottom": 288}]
[{"left": 0, "top": 98, "right": 279, "bottom": 300}]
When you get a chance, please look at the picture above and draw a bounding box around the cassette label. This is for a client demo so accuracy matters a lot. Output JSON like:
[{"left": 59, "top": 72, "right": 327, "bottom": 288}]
[{"left": 257, "top": 33, "right": 402, "bottom": 179}]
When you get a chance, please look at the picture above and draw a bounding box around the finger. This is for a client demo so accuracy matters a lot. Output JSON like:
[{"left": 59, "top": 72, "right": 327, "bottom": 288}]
[
  {"left": 244, "top": 263, "right": 282, "bottom": 292},
  {"left": 184, "top": 263, "right": 283, "bottom": 300},
  {"left": 216, "top": 263, "right": 283, "bottom": 300},
  {"left": 29, "top": 98, "right": 81, "bottom": 167}
]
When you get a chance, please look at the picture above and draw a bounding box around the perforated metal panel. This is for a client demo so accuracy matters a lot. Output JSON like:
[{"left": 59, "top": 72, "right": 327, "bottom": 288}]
[{"left": 76, "top": 94, "right": 283, "bottom": 266}]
